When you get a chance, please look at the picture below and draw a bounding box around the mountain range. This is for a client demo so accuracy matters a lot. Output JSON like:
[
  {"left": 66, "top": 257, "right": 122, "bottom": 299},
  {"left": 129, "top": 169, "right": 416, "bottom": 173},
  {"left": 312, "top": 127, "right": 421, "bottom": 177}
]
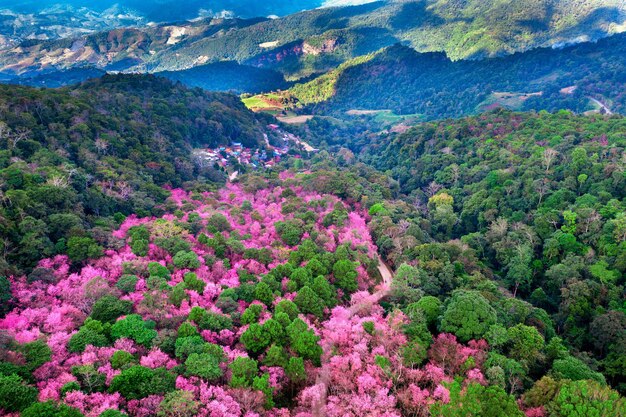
[{"left": 1, "top": 0, "right": 624, "bottom": 85}]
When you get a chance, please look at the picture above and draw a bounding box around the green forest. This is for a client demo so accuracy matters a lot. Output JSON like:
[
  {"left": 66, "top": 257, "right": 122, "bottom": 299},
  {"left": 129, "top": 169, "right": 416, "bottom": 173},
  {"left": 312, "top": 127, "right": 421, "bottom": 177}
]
[
  {"left": 0, "top": 74, "right": 274, "bottom": 276},
  {"left": 289, "top": 33, "right": 626, "bottom": 118}
]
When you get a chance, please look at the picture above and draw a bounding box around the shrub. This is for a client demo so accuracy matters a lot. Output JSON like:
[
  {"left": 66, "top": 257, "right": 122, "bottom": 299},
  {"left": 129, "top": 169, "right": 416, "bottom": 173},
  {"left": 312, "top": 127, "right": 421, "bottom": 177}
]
[{"left": 21, "top": 401, "right": 85, "bottom": 417}]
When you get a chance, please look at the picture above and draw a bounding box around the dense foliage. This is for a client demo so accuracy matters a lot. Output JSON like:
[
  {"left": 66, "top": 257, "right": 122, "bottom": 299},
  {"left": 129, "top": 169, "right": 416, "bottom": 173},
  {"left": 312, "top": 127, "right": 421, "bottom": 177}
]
[
  {"left": 291, "top": 33, "right": 626, "bottom": 118},
  {"left": 350, "top": 110, "right": 626, "bottom": 396},
  {"left": 1, "top": 160, "right": 624, "bottom": 415},
  {"left": 0, "top": 74, "right": 274, "bottom": 275},
  {"left": 0, "top": 175, "right": 393, "bottom": 416}
]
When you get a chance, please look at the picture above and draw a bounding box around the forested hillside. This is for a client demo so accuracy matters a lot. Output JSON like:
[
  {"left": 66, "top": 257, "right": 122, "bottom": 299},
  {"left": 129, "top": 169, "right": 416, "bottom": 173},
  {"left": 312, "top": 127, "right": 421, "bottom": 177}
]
[
  {"left": 0, "top": 1, "right": 625, "bottom": 414},
  {"left": 0, "top": 74, "right": 273, "bottom": 276},
  {"left": 289, "top": 32, "right": 626, "bottom": 118},
  {"left": 349, "top": 110, "right": 626, "bottom": 394},
  {"left": 1, "top": 156, "right": 625, "bottom": 416}
]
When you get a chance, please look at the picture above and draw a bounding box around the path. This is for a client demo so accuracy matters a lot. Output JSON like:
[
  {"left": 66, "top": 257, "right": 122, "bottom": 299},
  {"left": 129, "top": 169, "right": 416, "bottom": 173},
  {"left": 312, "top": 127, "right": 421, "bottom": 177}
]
[
  {"left": 377, "top": 255, "right": 393, "bottom": 287},
  {"left": 228, "top": 171, "right": 239, "bottom": 182},
  {"left": 588, "top": 97, "right": 613, "bottom": 115}
]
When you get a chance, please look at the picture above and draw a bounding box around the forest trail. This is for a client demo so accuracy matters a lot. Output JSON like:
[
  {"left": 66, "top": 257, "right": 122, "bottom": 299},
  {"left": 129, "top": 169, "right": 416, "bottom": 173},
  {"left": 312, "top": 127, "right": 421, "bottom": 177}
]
[
  {"left": 377, "top": 255, "right": 393, "bottom": 287},
  {"left": 588, "top": 97, "right": 613, "bottom": 115}
]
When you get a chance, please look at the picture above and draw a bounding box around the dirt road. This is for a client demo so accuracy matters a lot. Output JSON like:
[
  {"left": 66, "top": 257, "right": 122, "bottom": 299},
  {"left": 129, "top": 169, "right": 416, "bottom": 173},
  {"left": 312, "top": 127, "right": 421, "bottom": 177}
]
[{"left": 588, "top": 97, "right": 613, "bottom": 115}]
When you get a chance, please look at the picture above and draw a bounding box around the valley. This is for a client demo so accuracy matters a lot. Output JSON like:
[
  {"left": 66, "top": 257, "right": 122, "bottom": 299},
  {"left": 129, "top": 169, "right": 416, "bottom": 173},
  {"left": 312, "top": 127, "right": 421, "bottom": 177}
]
[{"left": 0, "top": 2, "right": 625, "bottom": 417}]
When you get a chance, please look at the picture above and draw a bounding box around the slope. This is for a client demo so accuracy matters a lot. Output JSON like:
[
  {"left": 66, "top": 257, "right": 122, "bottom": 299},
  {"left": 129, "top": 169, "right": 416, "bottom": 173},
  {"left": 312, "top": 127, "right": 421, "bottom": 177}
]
[
  {"left": 289, "top": 32, "right": 626, "bottom": 119},
  {"left": 0, "top": 73, "right": 273, "bottom": 275}
]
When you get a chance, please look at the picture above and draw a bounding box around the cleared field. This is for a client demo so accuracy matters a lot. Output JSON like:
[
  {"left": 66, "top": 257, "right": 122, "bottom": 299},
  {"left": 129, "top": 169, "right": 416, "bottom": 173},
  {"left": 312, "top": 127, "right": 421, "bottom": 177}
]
[
  {"left": 478, "top": 91, "right": 543, "bottom": 111},
  {"left": 242, "top": 93, "right": 285, "bottom": 111},
  {"left": 346, "top": 109, "right": 391, "bottom": 115},
  {"left": 277, "top": 115, "right": 314, "bottom": 124}
]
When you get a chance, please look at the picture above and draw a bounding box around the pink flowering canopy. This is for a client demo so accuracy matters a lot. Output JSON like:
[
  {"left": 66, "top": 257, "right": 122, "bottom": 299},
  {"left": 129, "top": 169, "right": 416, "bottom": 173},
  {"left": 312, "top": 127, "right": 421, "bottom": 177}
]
[{"left": 0, "top": 173, "right": 530, "bottom": 416}]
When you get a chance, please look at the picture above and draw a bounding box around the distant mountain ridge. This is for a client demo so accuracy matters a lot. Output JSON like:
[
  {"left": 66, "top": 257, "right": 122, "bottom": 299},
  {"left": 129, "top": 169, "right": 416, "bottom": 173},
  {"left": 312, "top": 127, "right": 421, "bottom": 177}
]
[
  {"left": 0, "top": 0, "right": 623, "bottom": 85},
  {"left": 287, "top": 31, "right": 626, "bottom": 119}
]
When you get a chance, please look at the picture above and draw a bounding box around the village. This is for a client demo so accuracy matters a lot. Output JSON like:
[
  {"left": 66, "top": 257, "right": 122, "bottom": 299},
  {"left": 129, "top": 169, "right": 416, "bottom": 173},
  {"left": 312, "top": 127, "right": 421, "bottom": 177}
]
[{"left": 192, "top": 123, "right": 317, "bottom": 170}]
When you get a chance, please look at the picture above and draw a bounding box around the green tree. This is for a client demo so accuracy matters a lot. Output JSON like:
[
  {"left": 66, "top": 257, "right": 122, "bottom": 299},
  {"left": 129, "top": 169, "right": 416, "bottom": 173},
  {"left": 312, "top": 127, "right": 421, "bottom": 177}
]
[
  {"left": 184, "top": 353, "right": 223, "bottom": 380},
  {"left": 287, "top": 318, "right": 322, "bottom": 365},
  {"left": 551, "top": 356, "right": 606, "bottom": 384},
  {"left": 390, "top": 263, "right": 425, "bottom": 305},
  {"left": 91, "top": 295, "right": 133, "bottom": 324},
  {"left": 109, "top": 366, "right": 176, "bottom": 400},
  {"left": 241, "top": 304, "right": 264, "bottom": 325},
  {"left": 294, "top": 286, "right": 325, "bottom": 318},
  {"left": 21, "top": 401, "right": 85, "bottom": 417},
  {"left": 20, "top": 339, "right": 52, "bottom": 372},
  {"left": 0, "top": 276, "right": 13, "bottom": 317},
  {"left": 285, "top": 356, "right": 307, "bottom": 383},
  {"left": 414, "top": 296, "right": 443, "bottom": 330},
  {"left": 440, "top": 291, "right": 497, "bottom": 342},
  {"left": 431, "top": 381, "right": 523, "bottom": 417},
  {"left": 241, "top": 323, "right": 270, "bottom": 354},
  {"left": 507, "top": 324, "right": 545, "bottom": 366},
  {"left": 110, "top": 314, "right": 157, "bottom": 348},
  {"left": 252, "top": 373, "right": 274, "bottom": 409},
  {"left": 229, "top": 356, "right": 258, "bottom": 388},
  {"left": 333, "top": 260, "right": 358, "bottom": 293},
  {"left": 172, "top": 251, "right": 200, "bottom": 270},
  {"left": 66, "top": 236, "right": 103, "bottom": 263},
  {"left": 547, "top": 380, "right": 625, "bottom": 417},
  {"left": 0, "top": 374, "right": 38, "bottom": 412},
  {"left": 274, "top": 299, "right": 300, "bottom": 321},
  {"left": 158, "top": 390, "right": 199, "bottom": 417},
  {"left": 254, "top": 282, "right": 274, "bottom": 306}
]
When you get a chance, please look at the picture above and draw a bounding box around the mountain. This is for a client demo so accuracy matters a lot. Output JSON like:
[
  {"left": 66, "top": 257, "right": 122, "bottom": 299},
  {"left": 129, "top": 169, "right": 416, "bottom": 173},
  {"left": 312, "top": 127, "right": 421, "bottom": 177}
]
[
  {"left": 0, "top": 73, "right": 274, "bottom": 275},
  {"left": 0, "top": 5, "right": 146, "bottom": 49},
  {"left": 285, "top": 32, "right": 626, "bottom": 119},
  {"left": 0, "top": 0, "right": 327, "bottom": 22},
  {"left": 1, "top": 0, "right": 624, "bottom": 83}
]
